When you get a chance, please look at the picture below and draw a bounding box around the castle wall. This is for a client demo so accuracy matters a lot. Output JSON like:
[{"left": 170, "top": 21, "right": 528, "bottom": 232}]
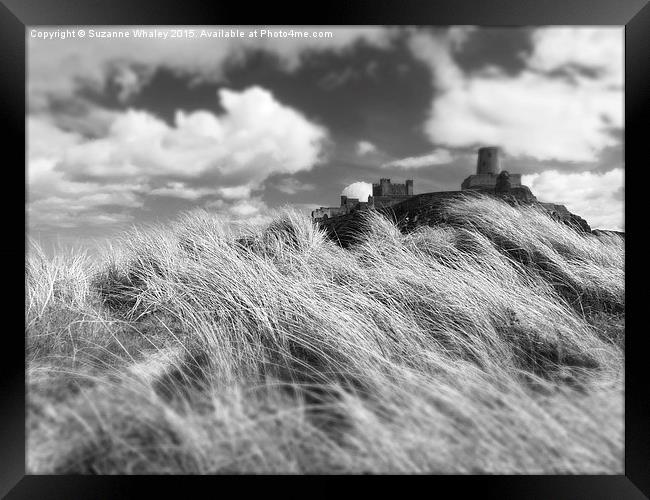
[
  {"left": 369, "top": 195, "right": 414, "bottom": 209},
  {"left": 461, "top": 173, "right": 521, "bottom": 190},
  {"left": 311, "top": 206, "right": 346, "bottom": 220},
  {"left": 312, "top": 197, "right": 370, "bottom": 220},
  {"left": 388, "top": 183, "right": 408, "bottom": 195}
]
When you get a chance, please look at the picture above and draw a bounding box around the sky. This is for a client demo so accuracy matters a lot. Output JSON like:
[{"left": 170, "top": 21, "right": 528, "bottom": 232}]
[{"left": 27, "top": 26, "right": 624, "bottom": 252}]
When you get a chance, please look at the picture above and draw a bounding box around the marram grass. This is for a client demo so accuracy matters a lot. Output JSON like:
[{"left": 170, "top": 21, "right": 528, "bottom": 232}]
[{"left": 26, "top": 196, "right": 624, "bottom": 474}]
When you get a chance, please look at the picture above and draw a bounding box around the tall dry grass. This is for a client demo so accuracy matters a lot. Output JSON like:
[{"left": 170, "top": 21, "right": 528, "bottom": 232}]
[{"left": 26, "top": 195, "right": 624, "bottom": 474}]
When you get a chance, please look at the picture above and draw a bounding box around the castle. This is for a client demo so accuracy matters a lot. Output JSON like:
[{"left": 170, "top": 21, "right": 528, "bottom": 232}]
[
  {"left": 311, "top": 146, "right": 593, "bottom": 238},
  {"left": 311, "top": 146, "right": 537, "bottom": 221},
  {"left": 311, "top": 178, "right": 414, "bottom": 220}
]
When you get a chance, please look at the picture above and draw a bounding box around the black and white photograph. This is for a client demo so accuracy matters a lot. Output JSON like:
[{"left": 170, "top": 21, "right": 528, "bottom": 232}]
[{"left": 25, "top": 25, "right": 625, "bottom": 475}]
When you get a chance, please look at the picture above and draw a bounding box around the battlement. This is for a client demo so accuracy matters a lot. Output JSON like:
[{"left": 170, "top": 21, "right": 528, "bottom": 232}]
[{"left": 372, "top": 178, "right": 414, "bottom": 197}]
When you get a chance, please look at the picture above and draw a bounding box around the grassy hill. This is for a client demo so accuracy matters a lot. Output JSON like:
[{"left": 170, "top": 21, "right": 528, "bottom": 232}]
[{"left": 26, "top": 195, "right": 624, "bottom": 474}]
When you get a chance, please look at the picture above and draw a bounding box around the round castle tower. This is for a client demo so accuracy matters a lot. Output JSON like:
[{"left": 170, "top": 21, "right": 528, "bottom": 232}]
[{"left": 476, "top": 146, "right": 501, "bottom": 175}]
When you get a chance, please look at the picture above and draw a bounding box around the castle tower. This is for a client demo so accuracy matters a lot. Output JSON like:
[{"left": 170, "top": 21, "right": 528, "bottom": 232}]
[
  {"left": 379, "top": 178, "right": 391, "bottom": 196},
  {"left": 476, "top": 147, "right": 501, "bottom": 175},
  {"left": 406, "top": 179, "right": 414, "bottom": 195},
  {"left": 462, "top": 146, "right": 523, "bottom": 191}
]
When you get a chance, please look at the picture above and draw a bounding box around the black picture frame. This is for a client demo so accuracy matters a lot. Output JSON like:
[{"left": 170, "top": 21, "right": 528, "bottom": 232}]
[{"left": 3, "top": 0, "right": 647, "bottom": 497}]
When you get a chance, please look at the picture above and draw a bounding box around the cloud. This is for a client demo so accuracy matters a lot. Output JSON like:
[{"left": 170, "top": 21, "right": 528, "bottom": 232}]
[
  {"left": 149, "top": 183, "right": 224, "bottom": 200},
  {"left": 356, "top": 140, "right": 378, "bottom": 156},
  {"left": 409, "top": 27, "right": 623, "bottom": 163},
  {"left": 342, "top": 181, "right": 373, "bottom": 202},
  {"left": 319, "top": 61, "right": 381, "bottom": 90},
  {"left": 28, "top": 86, "right": 328, "bottom": 229},
  {"left": 28, "top": 27, "right": 395, "bottom": 110},
  {"left": 383, "top": 148, "right": 453, "bottom": 168},
  {"left": 205, "top": 197, "right": 272, "bottom": 226},
  {"left": 60, "top": 86, "right": 327, "bottom": 184},
  {"left": 319, "top": 67, "right": 358, "bottom": 90},
  {"left": 28, "top": 26, "right": 395, "bottom": 234},
  {"left": 272, "top": 178, "right": 315, "bottom": 195},
  {"left": 28, "top": 118, "right": 145, "bottom": 229},
  {"left": 29, "top": 197, "right": 139, "bottom": 229},
  {"left": 149, "top": 184, "right": 253, "bottom": 201},
  {"left": 527, "top": 28, "right": 623, "bottom": 86},
  {"left": 522, "top": 168, "right": 623, "bottom": 230}
]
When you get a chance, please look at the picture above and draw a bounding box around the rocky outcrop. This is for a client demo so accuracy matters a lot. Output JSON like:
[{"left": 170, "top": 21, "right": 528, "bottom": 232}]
[
  {"left": 317, "top": 190, "right": 594, "bottom": 248},
  {"left": 592, "top": 229, "right": 625, "bottom": 239},
  {"left": 539, "top": 203, "right": 592, "bottom": 233}
]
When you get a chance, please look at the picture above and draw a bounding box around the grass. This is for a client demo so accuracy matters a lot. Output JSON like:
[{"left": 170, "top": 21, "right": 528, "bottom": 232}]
[{"left": 26, "top": 195, "right": 624, "bottom": 474}]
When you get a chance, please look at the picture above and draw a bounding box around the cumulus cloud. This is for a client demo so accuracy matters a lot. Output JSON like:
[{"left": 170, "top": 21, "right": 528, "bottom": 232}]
[
  {"left": 383, "top": 148, "right": 453, "bottom": 169},
  {"left": 409, "top": 27, "right": 623, "bottom": 163},
  {"left": 341, "top": 182, "right": 373, "bottom": 202},
  {"left": 28, "top": 27, "right": 395, "bottom": 110},
  {"left": 28, "top": 86, "right": 328, "bottom": 229},
  {"left": 59, "top": 86, "right": 327, "bottom": 182},
  {"left": 522, "top": 168, "right": 624, "bottom": 230},
  {"left": 356, "top": 140, "right": 377, "bottom": 156},
  {"left": 528, "top": 28, "right": 623, "bottom": 86}
]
